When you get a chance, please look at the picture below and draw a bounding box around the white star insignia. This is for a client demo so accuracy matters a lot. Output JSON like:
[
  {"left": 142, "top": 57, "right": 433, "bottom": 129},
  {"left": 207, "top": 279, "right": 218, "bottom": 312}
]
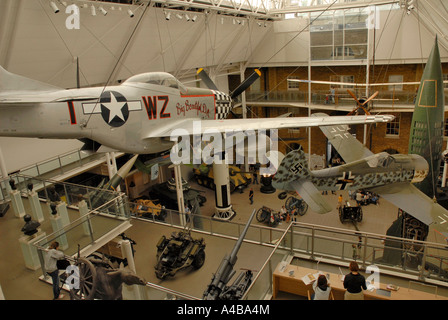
[{"left": 102, "top": 92, "right": 127, "bottom": 123}]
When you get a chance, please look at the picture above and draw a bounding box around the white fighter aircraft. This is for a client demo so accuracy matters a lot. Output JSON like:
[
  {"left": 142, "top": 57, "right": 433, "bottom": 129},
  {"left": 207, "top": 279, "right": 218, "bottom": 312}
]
[{"left": 0, "top": 66, "right": 394, "bottom": 156}]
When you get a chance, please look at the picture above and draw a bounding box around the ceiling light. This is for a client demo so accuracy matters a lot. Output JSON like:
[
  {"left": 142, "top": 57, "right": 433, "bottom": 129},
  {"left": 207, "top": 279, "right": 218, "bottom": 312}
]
[
  {"left": 50, "top": 1, "right": 59, "bottom": 13},
  {"left": 176, "top": 13, "right": 183, "bottom": 20},
  {"left": 127, "top": 9, "right": 134, "bottom": 18},
  {"left": 185, "top": 14, "right": 190, "bottom": 21},
  {"left": 165, "top": 11, "right": 171, "bottom": 20},
  {"left": 192, "top": 15, "right": 197, "bottom": 22},
  {"left": 99, "top": 6, "right": 107, "bottom": 16}
]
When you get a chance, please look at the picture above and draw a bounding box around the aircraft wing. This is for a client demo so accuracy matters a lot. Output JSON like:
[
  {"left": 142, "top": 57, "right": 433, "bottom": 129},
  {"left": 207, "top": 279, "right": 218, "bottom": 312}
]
[
  {"left": 0, "top": 93, "right": 100, "bottom": 104},
  {"left": 290, "top": 180, "right": 333, "bottom": 214},
  {"left": 145, "top": 114, "right": 394, "bottom": 138},
  {"left": 312, "top": 112, "right": 374, "bottom": 163},
  {"left": 368, "top": 182, "right": 448, "bottom": 236}
]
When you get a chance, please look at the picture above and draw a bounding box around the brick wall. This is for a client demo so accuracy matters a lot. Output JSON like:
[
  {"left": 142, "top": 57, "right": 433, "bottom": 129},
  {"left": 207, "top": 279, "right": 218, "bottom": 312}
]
[{"left": 245, "top": 63, "right": 448, "bottom": 161}]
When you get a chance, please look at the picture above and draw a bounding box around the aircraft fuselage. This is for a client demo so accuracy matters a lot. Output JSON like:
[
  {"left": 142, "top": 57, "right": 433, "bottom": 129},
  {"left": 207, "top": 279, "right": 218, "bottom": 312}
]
[
  {"left": 0, "top": 74, "right": 231, "bottom": 154},
  {"left": 308, "top": 152, "right": 429, "bottom": 191}
]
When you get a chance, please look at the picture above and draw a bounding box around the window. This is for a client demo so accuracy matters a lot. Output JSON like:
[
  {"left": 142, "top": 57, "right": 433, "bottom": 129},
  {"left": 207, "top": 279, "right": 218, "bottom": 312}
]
[
  {"left": 288, "top": 76, "right": 300, "bottom": 90},
  {"left": 310, "top": 9, "right": 368, "bottom": 61},
  {"left": 386, "top": 114, "right": 400, "bottom": 137},
  {"left": 443, "top": 74, "right": 448, "bottom": 89},
  {"left": 330, "top": 75, "right": 354, "bottom": 88},
  {"left": 388, "top": 75, "right": 403, "bottom": 91}
]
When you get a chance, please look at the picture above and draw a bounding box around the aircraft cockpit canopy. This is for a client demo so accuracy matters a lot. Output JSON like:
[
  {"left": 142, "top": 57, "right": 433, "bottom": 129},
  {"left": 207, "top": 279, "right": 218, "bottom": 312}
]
[
  {"left": 124, "top": 72, "right": 187, "bottom": 93},
  {"left": 366, "top": 152, "right": 394, "bottom": 168}
]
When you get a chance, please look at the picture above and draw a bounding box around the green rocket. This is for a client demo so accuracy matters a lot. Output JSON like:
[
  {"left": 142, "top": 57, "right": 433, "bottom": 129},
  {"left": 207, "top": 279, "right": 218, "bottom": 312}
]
[{"left": 408, "top": 37, "right": 445, "bottom": 199}]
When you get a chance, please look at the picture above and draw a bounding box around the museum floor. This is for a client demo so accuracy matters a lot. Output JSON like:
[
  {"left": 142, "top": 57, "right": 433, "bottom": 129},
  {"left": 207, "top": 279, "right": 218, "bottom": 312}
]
[{"left": 1, "top": 179, "right": 448, "bottom": 300}]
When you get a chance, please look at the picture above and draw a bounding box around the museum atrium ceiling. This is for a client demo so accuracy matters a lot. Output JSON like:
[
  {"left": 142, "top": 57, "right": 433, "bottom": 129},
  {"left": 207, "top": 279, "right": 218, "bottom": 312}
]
[{"left": 142, "top": 0, "right": 447, "bottom": 50}]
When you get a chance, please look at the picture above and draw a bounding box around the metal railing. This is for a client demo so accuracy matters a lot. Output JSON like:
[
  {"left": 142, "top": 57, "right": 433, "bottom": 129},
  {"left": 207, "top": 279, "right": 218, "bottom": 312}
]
[
  {"left": 10, "top": 170, "right": 448, "bottom": 299},
  {"left": 129, "top": 204, "right": 448, "bottom": 299},
  {"left": 17, "top": 148, "right": 100, "bottom": 179},
  {"left": 245, "top": 90, "right": 448, "bottom": 109},
  {"left": 242, "top": 221, "right": 448, "bottom": 299}
]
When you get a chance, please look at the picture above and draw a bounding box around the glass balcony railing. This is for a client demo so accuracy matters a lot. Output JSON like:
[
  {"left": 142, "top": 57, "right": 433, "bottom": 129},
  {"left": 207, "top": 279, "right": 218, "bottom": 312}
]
[
  {"left": 242, "top": 221, "right": 448, "bottom": 299},
  {"left": 245, "top": 89, "right": 444, "bottom": 108},
  {"left": 9, "top": 170, "right": 448, "bottom": 300}
]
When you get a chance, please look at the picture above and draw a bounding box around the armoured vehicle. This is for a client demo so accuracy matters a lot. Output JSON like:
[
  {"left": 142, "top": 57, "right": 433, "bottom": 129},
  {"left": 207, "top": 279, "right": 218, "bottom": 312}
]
[
  {"left": 193, "top": 164, "right": 252, "bottom": 193},
  {"left": 154, "top": 230, "right": 206, "bottom": 279},
  {"left": 131, "top": 199, "right": 167, "bottom": 221}
]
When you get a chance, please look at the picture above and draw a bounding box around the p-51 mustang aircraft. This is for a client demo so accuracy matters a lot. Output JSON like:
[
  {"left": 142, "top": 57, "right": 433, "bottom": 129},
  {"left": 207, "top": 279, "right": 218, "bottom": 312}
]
[{"left": 0, "top": 66, "right": 393, "bottom": 156}]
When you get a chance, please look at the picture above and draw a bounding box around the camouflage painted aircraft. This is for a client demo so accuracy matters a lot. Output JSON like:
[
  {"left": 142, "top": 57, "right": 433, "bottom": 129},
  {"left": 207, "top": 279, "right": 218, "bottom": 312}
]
[
  {"left": 0, "top": 67, "right": 394, "bottom": 156},
  {"left": 273, "top": 38, "right": 448, "bottom": 236}
]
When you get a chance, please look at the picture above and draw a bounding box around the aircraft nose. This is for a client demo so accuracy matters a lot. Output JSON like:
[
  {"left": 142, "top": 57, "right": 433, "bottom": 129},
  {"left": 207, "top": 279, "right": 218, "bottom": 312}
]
[{"left": 213, "top": 91, "right": 232, "bottom": 120}]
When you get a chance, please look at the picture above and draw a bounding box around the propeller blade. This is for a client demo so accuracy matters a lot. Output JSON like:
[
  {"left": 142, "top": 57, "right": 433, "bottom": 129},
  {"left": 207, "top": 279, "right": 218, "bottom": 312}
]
[
  {"left": 347, "top": 89, "right": 361, "bottom": 106},
  {"left": 197, "top": 68, "right": 219, "bottom": 91},
  {"left": 230, "top": 69, "right": 261, "bottom": 99},
  {"left": 361, "top": 91, "right": 379, "bottom": 106}
]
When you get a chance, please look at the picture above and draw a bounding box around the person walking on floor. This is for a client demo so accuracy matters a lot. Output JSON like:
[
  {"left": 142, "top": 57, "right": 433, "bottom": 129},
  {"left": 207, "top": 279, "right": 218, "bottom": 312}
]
[
  {"left": 338, "top": 194, "right": 343, "bottom": 209},
  {"left": 249, "top": 188, "right": 254, "bottom": 204},
  {"left": 253, "top": 171, "right": 258, "bottom": 184}
]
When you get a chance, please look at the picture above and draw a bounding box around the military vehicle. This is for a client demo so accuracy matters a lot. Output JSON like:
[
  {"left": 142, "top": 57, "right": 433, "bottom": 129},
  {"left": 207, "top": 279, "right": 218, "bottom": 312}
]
[
  {"left": 193, "top": 164, "right": 252, "bottom": 193},
  {"left": 255, "top": 206, "right": 281, "bottom": 227},
  {"left": 131, "top": 198, "right": 167, "bottom": 221},
  {"left": 154, "top": 230, "right": 206, "bottom": 279},
  {"left": 338, "top": 204, "right": 363, "bottom": 224},
  {"left": 203, "top": 209, "right": 256, "bottom": 300},
  {"left": 285, "top": 196, "right": 308, "bottom": 216}
]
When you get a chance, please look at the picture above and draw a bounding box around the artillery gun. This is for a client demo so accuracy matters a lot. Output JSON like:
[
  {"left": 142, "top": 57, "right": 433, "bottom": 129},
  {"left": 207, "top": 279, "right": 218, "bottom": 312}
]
[
  {"left": 154, "top": 228, "right": 206, "bottom": 279},
  {"left": 203, "top": 209, "right": 256, "bottom": 300}
]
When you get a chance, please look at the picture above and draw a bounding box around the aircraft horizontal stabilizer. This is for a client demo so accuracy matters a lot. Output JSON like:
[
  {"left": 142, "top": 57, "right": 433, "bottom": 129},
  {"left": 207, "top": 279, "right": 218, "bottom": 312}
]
[
  {"left": 290, "top": 180, "right": 332, "bottom": 214},
  {"left": 0, "top": 66, "right": 62, "bottom": 94},
  {"left": 272, "top": 148, "right": 331, "bottom": 214}
]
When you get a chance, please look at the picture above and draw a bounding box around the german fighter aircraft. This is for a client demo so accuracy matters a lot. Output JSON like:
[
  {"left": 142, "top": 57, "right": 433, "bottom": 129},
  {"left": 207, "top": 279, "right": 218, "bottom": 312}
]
[
  {"left": 273, "top": 38, "right": 448, "bottom": 237},
  {"left": 0, "top": 66, "right": 393, "bottom": 157}
]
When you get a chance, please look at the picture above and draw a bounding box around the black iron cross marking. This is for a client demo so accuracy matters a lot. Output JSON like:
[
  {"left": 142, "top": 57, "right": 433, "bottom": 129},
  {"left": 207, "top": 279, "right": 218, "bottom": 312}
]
[{"left": 335, "top": 171, "right": 355, "bottom": 190}]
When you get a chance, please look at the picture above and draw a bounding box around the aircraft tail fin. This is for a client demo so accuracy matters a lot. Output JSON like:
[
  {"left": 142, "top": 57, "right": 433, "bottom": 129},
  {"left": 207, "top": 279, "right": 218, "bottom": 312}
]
[
  {"left": 0, "top": 65, "right": 62, "bottom": 94},
  {"left": 273, "top": 148, "right": 310, "bottom": 187},
  {"left": 273, "top": 148, "right": 332, "bottom": 214}
]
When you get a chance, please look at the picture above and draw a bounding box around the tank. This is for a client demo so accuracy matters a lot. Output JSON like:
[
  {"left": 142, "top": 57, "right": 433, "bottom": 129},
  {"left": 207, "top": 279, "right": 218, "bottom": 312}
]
[
  {"left": 193, "top": 164, "right": 252, "bottom": 193},
  {"left": 154, "top": 230, "right": 206, "bottom": 279}
]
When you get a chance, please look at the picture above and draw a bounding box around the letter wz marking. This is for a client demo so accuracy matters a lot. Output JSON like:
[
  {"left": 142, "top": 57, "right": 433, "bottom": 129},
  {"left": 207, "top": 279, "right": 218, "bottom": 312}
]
[{"left": 142, "top": 96, "right": 171, "bottom": 120}]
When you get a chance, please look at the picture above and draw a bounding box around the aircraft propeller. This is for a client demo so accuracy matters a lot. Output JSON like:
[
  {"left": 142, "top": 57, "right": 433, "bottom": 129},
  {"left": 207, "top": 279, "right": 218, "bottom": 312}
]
[
  {"left": 197, "top": 68, "right": 261, "bottom": 99},
  {"left": 347, "top": 89, "right": 379, "bottom": 115}
]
